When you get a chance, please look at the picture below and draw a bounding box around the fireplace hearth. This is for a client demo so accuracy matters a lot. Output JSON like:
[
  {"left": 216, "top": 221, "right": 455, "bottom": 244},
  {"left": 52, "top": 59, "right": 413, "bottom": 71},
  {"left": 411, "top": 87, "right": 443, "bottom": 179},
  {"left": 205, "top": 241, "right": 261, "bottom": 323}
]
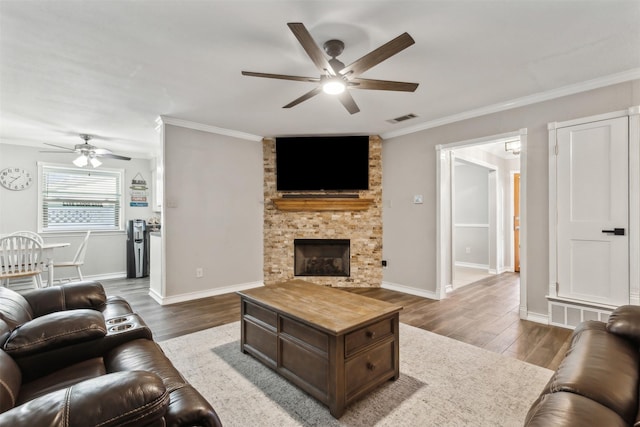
[{"left": 294, "top": 239, "right": 350, "bottom": 277}]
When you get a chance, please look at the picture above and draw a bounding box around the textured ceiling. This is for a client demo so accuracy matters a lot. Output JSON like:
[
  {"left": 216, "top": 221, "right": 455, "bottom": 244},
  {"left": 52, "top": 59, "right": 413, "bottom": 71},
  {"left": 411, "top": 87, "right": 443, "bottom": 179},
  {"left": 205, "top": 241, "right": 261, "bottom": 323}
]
[{"left": 1, "top": 0, "right": 639, "bottom": 158}]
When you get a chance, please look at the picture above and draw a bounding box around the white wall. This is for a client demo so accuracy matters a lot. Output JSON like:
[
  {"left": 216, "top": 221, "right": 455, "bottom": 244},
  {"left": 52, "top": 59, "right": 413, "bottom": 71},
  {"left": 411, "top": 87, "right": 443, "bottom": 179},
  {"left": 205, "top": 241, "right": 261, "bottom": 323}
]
[
  {"left": 162, "top": 124, "right": 263, "bottom": 300},
  {"left": 0, "top": 143, "right": 154, "bottom": 279},
  {"left": 454, "top": 146, "right": 520, "bottom": 270},
  {"left": 382, "top": 79, "right": 640, "bottom": 316},
  {"left": 454, "top": 161, "right": 489, "bottom": 266}
]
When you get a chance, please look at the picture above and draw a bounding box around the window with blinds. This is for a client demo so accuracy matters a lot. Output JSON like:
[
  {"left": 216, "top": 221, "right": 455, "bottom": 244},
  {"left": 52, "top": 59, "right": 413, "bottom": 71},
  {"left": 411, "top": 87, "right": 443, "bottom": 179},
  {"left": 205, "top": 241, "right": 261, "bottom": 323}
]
[{"left": 39, "top": 163, "right": 124, "bottom": 232}]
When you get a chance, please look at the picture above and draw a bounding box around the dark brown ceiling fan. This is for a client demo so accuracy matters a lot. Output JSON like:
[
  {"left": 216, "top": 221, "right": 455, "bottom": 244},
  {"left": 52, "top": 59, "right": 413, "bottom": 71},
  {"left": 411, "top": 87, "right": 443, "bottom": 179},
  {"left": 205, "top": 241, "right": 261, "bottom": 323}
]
[{"left": 241, "top": 22, "right": 419, "bottom": 114}]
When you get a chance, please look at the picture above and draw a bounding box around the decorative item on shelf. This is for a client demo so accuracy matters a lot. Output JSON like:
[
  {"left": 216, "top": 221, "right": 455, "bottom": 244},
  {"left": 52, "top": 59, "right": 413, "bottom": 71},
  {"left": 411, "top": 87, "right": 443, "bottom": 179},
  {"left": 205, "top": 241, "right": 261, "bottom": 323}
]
[
  {"left": 129, "top": 173, "right": 149, "bottom": 207},
  {"left": 0, "top": 167, "right": 33, "bottom": 191},
  {"left": 147, "top": 216, "right": 161, "bottom": 232}
]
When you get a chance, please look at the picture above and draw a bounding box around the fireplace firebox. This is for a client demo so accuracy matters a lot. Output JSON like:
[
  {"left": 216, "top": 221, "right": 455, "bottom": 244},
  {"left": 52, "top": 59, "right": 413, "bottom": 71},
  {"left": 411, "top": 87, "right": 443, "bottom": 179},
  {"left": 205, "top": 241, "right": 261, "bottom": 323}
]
[{"left": 294, "top": 239, "right": 350, "bottom": 277}]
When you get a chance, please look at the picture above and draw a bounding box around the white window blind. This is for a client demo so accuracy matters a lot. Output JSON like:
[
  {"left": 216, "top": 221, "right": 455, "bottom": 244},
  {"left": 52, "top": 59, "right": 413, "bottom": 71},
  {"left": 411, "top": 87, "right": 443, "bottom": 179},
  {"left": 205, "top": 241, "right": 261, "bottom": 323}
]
[{"left": 39, "top": 164, "right": 124, "bottom": 232}]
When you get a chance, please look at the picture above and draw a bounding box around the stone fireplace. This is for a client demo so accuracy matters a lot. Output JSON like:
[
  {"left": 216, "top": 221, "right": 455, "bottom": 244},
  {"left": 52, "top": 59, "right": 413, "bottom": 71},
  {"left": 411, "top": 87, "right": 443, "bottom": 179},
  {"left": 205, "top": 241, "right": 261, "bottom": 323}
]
[
  {"left": 294, "top": 239, "right": 350, "bottom": 277},
  {"left": 262, "top": 136, "right": 382, "bottom": 287}
]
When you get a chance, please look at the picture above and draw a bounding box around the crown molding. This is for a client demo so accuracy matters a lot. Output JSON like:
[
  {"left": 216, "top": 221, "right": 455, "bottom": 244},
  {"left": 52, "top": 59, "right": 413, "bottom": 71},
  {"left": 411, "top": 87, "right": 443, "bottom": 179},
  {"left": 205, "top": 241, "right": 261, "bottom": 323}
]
[
  {"left": 382, "top": 68, "right": 640, "bottom": 140},
  {"left": 157, "top": 116, "right": 262, "bottom": 142}
]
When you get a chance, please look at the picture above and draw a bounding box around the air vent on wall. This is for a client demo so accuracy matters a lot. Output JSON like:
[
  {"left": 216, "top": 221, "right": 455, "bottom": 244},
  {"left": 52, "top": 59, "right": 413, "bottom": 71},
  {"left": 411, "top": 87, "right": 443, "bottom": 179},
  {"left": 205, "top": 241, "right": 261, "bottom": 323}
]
[{"left": 387, "top": 113, "right": 418, "bottom": 124}]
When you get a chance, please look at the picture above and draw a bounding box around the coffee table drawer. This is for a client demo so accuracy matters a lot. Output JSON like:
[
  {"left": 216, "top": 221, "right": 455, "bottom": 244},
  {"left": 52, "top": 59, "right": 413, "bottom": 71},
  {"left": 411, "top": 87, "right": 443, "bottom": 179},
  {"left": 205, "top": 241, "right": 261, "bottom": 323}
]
[
  {"left": 244, "top": 320, "right": 277, "bottom": 366},
  {"left": 345, "top": 339, "right": 395, "bottom": 400},
  {"left": 281, "top": 316, "right": 329, "bottom": 353},
  {"left": 345, "top": 317, "right": 394, "bottom": 356},
  {"left": 244, "top": 300, "right": 277, "bottom": 328},
  {"left": 281, "top": 337, "right": 329, "bottom": 398}
]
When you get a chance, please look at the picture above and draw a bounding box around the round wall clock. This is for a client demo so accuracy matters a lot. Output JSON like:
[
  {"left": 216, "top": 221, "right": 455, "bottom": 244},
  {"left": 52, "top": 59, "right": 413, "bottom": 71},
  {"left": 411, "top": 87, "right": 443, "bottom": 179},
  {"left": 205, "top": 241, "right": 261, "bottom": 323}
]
[{"left": 0, "top": 167, "right": 34, "bottom": 191}]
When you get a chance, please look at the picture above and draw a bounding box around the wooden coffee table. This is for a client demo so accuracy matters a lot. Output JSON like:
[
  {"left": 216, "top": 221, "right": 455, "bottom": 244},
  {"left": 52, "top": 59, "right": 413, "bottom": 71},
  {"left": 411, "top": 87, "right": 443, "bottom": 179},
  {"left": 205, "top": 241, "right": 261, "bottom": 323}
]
[{"left": 237, "top": 279, "right": 403, "bottom": 418}]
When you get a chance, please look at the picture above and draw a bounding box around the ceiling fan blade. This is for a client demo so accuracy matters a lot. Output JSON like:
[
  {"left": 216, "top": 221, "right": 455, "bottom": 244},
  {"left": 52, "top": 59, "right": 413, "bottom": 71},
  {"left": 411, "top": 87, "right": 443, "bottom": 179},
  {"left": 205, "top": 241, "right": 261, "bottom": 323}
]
[
  {"left": 283, "top": 86, "right": 323, "bottom": 109},
  {"left": 339, "top": 32, "right": 415, "bottom": 78},
  {"left": 287, "top": 23, "right": 336, "bottom": 76},
  {"left": 349, "top": 77, "right": 419, "bottom": 92},
  {"left": 43, "top": 142, "right": 76, "bottom": 152},
  {"left": 96, "top": 153, "right": 131, "bottom": 161},
  {"left": 242, "top": 71, "right": 320, "bottom": 83},
  {"left": 337, "top": 91, "right": 360, "bottom": 115},
  {"left": 39, "top": 150, "right": 74, "bottom": 154}
]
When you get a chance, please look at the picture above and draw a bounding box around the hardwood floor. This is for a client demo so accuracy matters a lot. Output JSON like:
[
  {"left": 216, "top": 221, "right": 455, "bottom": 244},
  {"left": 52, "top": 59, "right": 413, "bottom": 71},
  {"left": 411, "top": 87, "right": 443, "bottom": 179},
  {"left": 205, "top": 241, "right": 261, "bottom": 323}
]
[{"left": 101, "top": 273, "right": 572, "bottom": 371}]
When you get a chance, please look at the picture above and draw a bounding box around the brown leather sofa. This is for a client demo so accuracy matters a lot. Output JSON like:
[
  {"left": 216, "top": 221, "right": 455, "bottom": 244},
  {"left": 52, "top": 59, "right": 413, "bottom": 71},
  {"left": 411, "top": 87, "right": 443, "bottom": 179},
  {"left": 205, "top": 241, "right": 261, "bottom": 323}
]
[
  {"left": 0, "top": 281, "right": 222, "bottom": 426},
  {"left": 525, "top": 305, "right": 640, "bottom": 426}
]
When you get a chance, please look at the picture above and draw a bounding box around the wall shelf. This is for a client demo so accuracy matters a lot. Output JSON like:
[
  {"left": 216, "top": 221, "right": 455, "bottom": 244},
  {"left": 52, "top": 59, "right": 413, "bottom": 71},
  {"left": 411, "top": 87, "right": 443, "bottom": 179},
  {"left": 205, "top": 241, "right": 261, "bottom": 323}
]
[{"left": 272, "top": 198, "right": 373, "bottom": 211}]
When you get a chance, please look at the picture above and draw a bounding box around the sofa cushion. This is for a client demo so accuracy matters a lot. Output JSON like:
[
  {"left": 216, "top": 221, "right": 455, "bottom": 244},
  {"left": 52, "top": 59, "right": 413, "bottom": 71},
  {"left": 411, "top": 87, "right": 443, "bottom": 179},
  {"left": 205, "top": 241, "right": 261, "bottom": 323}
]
[
  {"left": 105, "top": 339, "right": 222, "bottom": 426},
  {"left": 542, "top": 321, "right": 639, "bottom": 424},
  {"left": 17, "top": 357, "right": 106, "bottom": 405},
  {"left": 0, "top": 371, "right": 169, "bottom": 427},
  {"left": 607, "top": 305, "right": 640, "bottom": 345},
  {"left": 0, "top": 287, "right": 33, "bottom": 330},
  {"left": 0, "top": 319, "right": 11, "bottom": 348},
  {"left": 525, "top": 391, "right": 627, "bottom": 427},
  {"left": 0, "top": 350, "right": 21, "bottom": 414},
  {"left": 21, "top": 281, "right": 107, "bottom": 317},
  {"left": 4, "top": 309, "right": 107, "bottom": 358}
]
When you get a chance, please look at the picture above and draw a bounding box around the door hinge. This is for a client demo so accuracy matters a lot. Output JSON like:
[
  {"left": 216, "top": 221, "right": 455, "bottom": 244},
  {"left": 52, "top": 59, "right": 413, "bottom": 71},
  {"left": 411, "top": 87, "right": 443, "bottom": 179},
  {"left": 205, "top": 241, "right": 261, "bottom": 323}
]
[
  {"left": 556, "top": 282, "right": 559, "bottom": 294},
  {"left": 555, "top": 144, "right": 559, "bottom": 155}
]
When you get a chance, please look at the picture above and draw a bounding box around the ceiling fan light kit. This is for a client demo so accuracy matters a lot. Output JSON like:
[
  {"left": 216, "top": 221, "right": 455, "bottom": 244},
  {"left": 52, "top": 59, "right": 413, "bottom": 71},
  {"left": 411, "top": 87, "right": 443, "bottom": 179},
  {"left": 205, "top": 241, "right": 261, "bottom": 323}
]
[
  {"left": 322, "top": 77, "right": 346, "bottom": 95},
  {"left": 72, "top": 154, "right": 89, "bottom": 167},
  {"left": 41, "top": 134, "right": 131, "bottom": 167},
  {"left": 242, "top": 22, "right": 419, "bottom": 114}
]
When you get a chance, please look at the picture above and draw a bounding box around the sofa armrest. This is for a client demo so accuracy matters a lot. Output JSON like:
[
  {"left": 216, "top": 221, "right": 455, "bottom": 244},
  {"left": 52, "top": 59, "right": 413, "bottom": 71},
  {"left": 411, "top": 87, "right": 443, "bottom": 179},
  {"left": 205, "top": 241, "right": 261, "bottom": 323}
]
[
  {"left": 0, "top": 371, "right": 168, "bottom": 426},
  {"left": 607, "top": 305, "right": 640, "bottom": 344},
  {"left": 166, "top": 385, "right": 223, "bottom": 427},
  {"left": 21, "top": 281, "right": 107, "bottom": 317},
  {"left": 4, "top": 309, "right": 106, "bottom": 358}
]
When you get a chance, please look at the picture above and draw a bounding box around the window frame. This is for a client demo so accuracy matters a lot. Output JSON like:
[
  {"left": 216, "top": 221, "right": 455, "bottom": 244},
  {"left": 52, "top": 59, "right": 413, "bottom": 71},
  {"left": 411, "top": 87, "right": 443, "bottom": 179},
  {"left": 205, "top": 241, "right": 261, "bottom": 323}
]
[{"left": 37, "top": 162, "right": 126, "bottom": 233}]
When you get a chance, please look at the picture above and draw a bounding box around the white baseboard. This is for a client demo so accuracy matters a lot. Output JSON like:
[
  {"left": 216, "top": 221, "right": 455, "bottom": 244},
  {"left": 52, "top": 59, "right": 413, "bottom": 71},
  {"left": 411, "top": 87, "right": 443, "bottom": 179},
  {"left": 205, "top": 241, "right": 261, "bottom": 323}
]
[
  {"left": 454, "top": 262, "right": 489, "bottom": 270},
  {"left": 382, "top": 281, "right": 439, "bottom": 300},
  {"left": 148, "top": 288, "right": 164, "bottom": 305},
  {"left": 151, "top": 281, "right": 264, "bottom": 305},
  {"left": 520, "top": 305, "right": 549, "bottom": 324},
  {"left": 84, "top": 272, "right": 127, "bottom": 282}
]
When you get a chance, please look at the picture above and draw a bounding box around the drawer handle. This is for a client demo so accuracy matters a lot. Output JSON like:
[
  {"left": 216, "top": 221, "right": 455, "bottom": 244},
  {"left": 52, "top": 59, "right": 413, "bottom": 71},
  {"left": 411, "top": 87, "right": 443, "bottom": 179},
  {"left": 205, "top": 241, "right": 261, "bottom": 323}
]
[
  {"left": 367, "top": 362, "right": 376, "bottom": 371},
  {"left": 366, "top": 331, "right": 376, "bottom": 339}
]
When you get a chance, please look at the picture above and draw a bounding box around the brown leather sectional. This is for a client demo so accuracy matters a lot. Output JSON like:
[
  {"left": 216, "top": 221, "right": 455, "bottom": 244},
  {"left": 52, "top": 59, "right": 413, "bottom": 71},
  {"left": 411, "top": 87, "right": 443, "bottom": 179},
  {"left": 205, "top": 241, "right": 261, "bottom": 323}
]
[
  {"left": 525, "top": 305, "right": 640, "bottom": 426},
  {"left": 0, "top": 281, "right": 222, "bottom": 426}
]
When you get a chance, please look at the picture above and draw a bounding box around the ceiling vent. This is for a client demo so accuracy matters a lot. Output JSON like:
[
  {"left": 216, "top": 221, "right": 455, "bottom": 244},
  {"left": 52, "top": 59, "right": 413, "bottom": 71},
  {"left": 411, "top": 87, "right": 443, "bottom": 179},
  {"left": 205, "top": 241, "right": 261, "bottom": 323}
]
[{"left": 387, "top": 113, "right": 418, "bottom": 124}]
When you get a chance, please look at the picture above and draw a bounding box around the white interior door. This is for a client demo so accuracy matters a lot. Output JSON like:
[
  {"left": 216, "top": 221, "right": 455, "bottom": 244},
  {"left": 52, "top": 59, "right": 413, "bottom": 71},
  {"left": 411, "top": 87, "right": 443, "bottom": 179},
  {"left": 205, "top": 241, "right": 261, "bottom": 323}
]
[{"left": 557, "top": 116, "right": 629, "bottom": 306}]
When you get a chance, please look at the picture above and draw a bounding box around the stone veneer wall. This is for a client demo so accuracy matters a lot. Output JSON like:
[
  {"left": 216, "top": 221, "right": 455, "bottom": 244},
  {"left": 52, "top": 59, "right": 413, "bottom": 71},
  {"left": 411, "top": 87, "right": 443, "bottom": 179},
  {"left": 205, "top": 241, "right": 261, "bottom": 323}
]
[{"left": 263, "top": 135, "right": 383, "bottom": 287}]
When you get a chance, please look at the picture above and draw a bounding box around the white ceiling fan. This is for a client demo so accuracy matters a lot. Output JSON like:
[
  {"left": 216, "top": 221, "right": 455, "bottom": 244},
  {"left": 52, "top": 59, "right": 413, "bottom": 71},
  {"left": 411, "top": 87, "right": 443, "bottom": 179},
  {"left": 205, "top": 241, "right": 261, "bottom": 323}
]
[{"left": 41, "top": 134, "right": 131, "bottom": 168}]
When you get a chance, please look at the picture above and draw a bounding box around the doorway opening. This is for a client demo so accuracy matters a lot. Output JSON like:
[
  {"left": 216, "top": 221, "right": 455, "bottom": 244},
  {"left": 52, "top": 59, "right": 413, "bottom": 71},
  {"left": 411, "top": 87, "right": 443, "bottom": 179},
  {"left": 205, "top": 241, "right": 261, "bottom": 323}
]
[{"left": 436, "top": 129, "right": 526, "bottom": 315}]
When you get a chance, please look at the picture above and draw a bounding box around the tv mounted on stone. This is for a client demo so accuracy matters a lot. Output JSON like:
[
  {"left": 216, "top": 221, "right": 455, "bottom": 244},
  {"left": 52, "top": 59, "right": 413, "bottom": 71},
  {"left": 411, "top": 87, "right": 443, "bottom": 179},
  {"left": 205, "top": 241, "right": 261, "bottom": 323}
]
[{"left": 275, "top": 136, "right": 369, "bottom": 192}]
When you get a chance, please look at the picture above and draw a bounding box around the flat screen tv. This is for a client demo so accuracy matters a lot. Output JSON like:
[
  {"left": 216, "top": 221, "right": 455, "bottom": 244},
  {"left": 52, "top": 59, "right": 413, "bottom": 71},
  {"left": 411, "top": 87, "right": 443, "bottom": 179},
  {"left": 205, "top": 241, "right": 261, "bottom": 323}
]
[{"left": 276, "top": 136, "right": 369, "bottom": 191}]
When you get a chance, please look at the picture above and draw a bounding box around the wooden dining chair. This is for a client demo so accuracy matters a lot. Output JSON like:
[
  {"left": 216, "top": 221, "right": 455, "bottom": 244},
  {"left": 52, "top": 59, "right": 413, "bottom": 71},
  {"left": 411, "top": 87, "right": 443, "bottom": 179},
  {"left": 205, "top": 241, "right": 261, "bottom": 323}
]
[
  {"left": 53, "top": 230, "right": 91, "bottom": 282},
  {"left": 0, "top": 235, "right": 44, "bottom": 288}
]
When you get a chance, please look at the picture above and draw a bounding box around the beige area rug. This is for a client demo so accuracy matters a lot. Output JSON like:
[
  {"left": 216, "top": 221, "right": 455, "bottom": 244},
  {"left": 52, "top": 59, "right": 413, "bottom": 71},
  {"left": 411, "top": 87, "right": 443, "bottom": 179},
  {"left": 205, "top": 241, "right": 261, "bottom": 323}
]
[{"left": 159, "top": 322, "right": 551, "bottom": 427}]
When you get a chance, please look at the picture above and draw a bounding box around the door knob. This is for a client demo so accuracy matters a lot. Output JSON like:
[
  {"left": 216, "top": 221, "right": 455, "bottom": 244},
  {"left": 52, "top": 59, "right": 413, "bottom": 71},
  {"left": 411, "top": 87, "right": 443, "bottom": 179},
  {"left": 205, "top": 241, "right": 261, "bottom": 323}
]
[{"left": 602, "top": 228, "right": 625, "bottom": 236}]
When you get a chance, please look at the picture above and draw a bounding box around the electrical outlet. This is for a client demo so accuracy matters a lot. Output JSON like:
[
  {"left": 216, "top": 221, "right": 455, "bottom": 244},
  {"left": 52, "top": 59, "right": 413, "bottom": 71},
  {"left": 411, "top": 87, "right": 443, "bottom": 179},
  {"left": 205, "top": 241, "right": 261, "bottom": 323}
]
[
  {"left": 465, "top": 247, "right": 471, "bottom": 254},
  {"left": 196, "top": 267, "right": 203, "bottom": 278}
]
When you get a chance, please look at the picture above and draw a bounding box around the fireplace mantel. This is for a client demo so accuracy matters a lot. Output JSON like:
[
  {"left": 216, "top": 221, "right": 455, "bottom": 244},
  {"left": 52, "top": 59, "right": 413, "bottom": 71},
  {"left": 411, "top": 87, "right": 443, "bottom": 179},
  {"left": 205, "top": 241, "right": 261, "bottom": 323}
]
[{"left": 272, "top": 197, "right": 374, "bottom": 211}]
